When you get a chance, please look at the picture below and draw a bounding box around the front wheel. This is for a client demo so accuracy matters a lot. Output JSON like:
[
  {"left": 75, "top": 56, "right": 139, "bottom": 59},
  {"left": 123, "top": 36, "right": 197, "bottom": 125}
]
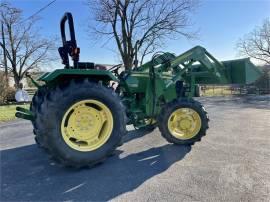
[{"left": 158, "top": 98, "right": 209, "bottom": 145}]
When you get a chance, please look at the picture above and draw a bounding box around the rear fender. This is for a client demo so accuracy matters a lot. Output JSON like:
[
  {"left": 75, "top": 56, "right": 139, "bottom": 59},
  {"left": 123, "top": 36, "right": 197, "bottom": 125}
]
[{"left": 37, "top": 69, "right": 119, "bottom": 84}]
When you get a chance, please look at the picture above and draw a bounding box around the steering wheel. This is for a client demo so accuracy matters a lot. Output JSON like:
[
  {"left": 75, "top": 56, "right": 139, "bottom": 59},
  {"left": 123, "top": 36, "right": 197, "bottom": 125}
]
[{"left": 108, "top": 64, "right": 123, "bottom": 72}]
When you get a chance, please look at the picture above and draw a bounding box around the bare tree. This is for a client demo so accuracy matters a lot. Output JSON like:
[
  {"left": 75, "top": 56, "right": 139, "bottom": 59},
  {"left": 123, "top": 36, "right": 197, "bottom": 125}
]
[
  {"left": 0, "top": 3, "right": 55, "bottom": 88},
  {"left": 87, "top": 0, "right": 197, "bottom": 70},
  {"left": 237, "top": 18, "right": 270, "bottom": 65}
]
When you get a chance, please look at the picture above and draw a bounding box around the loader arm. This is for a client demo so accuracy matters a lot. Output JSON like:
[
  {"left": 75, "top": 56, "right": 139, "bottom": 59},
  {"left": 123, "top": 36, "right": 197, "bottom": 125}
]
[
  {"left": 170, "top": 46, "right": 228, "bottom": 83},
  {"left": 167, "top": 46, "right": 229, "bottom": 96}
]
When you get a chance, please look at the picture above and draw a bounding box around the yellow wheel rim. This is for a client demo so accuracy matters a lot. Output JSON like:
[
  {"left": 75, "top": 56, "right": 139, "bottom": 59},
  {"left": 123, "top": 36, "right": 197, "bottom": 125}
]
[
  {"left": 61, "top": 100, "right": 113, "bottom": 152},
  {"left": 168, "top": 108, "right": 201, "bottom": 140}
]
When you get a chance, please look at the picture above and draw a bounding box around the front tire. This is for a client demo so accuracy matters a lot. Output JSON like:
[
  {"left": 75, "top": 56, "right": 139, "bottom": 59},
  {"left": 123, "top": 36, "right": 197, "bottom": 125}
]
[
  {"left": 158, "top": 98, "right": 209, "bottom": 145},
  {"left": 33, "top": 79, "right": 126, "bottom": 168}
]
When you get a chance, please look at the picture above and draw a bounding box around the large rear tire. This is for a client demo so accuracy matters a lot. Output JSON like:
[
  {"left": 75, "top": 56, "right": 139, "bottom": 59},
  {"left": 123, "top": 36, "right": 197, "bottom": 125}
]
[
  {"left": 30, "top": 86, "right": 48, "bottom": 148},
  {"left": 33, "top": 79, "right": 126, "bottom": 168},
  {"left": 158, "top": 98, "right": 209, "bottom": 145}
]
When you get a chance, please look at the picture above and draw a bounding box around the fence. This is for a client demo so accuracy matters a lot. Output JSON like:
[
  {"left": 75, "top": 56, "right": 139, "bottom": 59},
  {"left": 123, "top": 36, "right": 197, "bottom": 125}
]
[{"left": 199, "top": 85, "right": 270, "bottom": 97}]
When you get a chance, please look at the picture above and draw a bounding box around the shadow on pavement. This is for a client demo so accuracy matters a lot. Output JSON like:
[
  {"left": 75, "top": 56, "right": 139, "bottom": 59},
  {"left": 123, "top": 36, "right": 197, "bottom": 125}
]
[
  {"left": 1, "top": 134, "right": 191, "bottom": 201},
  {"left": 122, "top": 127, "right": 154, "bottom": 143}
]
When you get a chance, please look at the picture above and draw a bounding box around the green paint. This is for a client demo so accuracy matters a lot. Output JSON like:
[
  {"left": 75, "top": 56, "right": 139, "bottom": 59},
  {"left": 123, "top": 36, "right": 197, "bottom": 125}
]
[{"left": 38, "top": 69, "right": 119, "bottom": 83}]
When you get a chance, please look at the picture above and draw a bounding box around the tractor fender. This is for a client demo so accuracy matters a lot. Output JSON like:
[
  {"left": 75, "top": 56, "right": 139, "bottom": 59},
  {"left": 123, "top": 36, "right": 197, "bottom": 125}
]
[{"left": 37, "top": 69, "right": 119, "bottom": 83}]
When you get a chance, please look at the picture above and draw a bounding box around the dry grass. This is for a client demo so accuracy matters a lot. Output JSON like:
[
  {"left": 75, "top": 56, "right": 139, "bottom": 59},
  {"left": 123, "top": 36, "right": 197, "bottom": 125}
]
[
  {"left": 202, "top": 88, "right": 233, "bottom": 96},
  {"left": 200, "top": 85, "right": 245, "bottom": 96}
]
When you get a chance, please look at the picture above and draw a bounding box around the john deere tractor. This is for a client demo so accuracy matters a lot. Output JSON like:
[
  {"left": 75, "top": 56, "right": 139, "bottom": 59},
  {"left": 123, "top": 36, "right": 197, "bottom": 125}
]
[{"left": 16, "top": 13, "right": 262, "bottom": 168}]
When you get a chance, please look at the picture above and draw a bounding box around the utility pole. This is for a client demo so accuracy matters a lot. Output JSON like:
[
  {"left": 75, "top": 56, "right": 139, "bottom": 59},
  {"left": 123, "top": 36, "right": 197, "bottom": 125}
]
[{"left": 1, "top": 23, "right": 8, "bottom": 81}]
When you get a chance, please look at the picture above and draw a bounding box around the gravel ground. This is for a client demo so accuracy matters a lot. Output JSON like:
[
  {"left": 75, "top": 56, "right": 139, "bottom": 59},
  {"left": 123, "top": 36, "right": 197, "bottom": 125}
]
[{"left": 0, "top": 96, "right": 269, "bottom": 201}]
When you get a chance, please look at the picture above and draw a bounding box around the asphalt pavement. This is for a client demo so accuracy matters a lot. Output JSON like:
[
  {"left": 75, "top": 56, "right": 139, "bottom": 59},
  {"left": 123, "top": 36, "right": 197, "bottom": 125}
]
[{"left": 0, "top": 96, "right": 270, "bottom": 201}]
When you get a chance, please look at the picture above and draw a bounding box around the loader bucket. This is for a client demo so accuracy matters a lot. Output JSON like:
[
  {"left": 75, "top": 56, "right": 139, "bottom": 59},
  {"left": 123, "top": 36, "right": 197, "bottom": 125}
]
[
  {"left": 194, "top": 58, "right": 263, "bottom": 85},
  {"left": 222, "top": 58, "right": 263, "bottom": 84}
]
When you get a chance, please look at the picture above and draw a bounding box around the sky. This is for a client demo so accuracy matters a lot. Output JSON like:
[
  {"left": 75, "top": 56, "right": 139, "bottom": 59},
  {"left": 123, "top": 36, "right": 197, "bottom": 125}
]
[{"left": 8, "top": 0, "right": 270, "bottom": 69}]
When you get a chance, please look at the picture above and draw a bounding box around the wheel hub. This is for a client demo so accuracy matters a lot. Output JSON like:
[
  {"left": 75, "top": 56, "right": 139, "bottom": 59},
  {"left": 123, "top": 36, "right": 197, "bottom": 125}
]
[
  {"left": 61, "top": 100, "right": 113, "bottom": 151},
  {"left": 179, "top": 118, "right": 192, "bottom": 130},
  {"left": 168, "top": 108, "right": 201, "bottom": 140}
]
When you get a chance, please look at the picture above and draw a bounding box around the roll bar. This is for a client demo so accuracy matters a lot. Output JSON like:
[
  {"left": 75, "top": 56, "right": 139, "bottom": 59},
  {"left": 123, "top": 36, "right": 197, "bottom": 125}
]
[{"left": 58, "top": 12, "right": 80, "bottom": 68}]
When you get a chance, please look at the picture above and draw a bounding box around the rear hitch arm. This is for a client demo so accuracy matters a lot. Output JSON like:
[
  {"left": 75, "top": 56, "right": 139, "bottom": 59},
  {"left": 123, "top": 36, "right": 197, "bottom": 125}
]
[{"left": 15, "top": 107, "right": 34, "bottom": 121}]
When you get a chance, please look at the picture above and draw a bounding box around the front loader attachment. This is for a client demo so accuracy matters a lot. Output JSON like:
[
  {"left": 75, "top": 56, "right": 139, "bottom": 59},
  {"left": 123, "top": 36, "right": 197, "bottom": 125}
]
[
  {"left": 163, "top": 46, "right": 262, "bottom": 87},
  {"left": 134, "top": 46, "right": 263, "bottom": 98}
]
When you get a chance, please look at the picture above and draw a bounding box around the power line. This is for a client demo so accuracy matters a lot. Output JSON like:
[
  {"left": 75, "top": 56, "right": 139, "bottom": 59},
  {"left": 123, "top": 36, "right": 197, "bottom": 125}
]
[{"left": 23, "top": 0, "right": 57, "bottom": 22}]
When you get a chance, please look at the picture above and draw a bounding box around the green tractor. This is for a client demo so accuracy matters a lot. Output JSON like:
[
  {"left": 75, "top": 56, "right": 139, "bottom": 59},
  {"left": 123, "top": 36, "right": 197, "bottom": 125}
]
[{"left": 16, "top": 13, "right": 262, "bottom": 168}]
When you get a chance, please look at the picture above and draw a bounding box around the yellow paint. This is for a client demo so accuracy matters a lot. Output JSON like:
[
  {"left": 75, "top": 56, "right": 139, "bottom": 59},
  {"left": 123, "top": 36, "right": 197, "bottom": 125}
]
[
  {"left": 61, "top": 100, "right": 113, "bottom": 151},
  {"left": 168, "top": 108, "right": 201, "bottom": 140}
]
